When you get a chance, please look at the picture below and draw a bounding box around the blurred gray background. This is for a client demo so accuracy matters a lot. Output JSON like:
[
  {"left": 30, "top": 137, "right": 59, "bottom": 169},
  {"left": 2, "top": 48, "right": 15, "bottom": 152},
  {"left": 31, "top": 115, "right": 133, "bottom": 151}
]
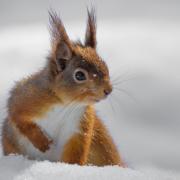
[
  {"left": 0, "top": 0, "right": 180, "bottom": 172},
  {"left": 1, "top": 0, "right": 180, "bottom": 26}
]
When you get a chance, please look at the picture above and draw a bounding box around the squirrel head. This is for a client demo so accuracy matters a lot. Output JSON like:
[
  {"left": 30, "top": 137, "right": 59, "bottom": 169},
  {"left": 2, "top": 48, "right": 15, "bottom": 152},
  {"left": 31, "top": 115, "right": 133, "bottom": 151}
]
[{"left": 48, "top": 9, "right": 112, "bottom": 105}]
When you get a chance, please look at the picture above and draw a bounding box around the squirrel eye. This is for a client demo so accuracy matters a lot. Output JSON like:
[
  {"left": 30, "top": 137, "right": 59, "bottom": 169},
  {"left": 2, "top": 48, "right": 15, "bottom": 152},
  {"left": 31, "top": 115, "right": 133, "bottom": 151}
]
[{"left": 73, "top": 68, "right": 88, "bottom": 83}]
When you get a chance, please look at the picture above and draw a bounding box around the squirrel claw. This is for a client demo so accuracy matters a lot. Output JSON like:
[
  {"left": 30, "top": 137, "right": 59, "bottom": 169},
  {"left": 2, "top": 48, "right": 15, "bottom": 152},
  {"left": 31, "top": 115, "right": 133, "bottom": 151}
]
[{"left": 36, "top": 138, "right": 53, "bottom": 153}]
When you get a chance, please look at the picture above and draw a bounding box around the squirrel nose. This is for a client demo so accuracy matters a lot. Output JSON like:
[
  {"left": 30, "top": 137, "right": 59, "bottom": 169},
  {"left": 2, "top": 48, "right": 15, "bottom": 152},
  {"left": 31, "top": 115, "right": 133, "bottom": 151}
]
[{"left": 104, "top": 88, "right": 112, "bottom": 96}]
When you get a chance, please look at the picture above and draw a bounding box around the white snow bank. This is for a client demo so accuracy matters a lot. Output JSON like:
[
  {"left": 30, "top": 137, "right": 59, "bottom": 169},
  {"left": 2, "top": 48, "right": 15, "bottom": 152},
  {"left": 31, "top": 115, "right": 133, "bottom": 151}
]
[{"left": 0, "top": 155, "right": 179, "bottom": 180}]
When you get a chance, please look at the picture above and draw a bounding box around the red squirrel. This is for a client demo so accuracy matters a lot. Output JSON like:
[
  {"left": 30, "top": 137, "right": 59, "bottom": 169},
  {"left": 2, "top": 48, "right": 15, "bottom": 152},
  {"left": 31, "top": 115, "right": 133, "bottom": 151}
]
[{"left": 2, "top": 9, "right": 124, "bottom": 166}]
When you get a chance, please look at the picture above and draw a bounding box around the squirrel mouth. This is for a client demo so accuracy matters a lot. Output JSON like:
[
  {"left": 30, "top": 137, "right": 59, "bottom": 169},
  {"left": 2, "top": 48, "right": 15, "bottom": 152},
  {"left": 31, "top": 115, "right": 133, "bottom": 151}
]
[
  {"left": 95, "top": 99, "right": 100, "bottom": 102},
  {"left": 87, "top": 97, "right": 101, "bottom": 103}
]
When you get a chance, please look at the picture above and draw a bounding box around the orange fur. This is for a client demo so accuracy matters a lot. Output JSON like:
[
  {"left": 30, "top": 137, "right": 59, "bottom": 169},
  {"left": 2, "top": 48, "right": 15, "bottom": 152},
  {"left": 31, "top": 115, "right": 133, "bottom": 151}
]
[
  {"left": 2, "top": 120, "right": 20, "bottom": 155},
  {"left": 61, "top": 106, "right": 95, "bottom": 165}
]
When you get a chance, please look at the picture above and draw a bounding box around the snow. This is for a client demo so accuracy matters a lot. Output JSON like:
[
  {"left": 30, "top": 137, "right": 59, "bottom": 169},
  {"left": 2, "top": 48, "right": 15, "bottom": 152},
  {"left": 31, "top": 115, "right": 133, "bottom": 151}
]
[
  {"left": 0, "top": 155, "right": 179, "bottom": 180},
  {"left": 0, "top": 20, "right": 180, "bottom": 179}
]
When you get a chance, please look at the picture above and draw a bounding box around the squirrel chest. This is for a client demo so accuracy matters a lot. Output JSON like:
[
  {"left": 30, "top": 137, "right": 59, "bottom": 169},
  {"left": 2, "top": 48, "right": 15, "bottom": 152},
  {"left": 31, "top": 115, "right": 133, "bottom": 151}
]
[{"left": 16, "top": 104, "right": 86, "bottom": 161}]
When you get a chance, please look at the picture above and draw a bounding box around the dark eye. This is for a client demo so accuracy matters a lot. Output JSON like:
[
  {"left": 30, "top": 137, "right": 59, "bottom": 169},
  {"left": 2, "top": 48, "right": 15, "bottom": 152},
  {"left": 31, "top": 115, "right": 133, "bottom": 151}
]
[
  {"left": 75, "top": 71, "right": 86, "bottom": 81},
  {"left": 73, "top": 68, "right": 88, "bottom": 83}
]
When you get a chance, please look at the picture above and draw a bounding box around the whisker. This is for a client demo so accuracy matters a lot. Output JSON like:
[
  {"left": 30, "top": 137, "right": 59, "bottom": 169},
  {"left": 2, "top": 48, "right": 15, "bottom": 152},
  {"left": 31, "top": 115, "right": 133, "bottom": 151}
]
[
  {"left": 113, "top": 87, "right": 138, "bottom": 104},
  {"left": 110, "top": 93, "right": 123, "bottom": 111},
  {"left": 111, "top": 69, "right": 137, "bottom": 83},
  {"left": 108, "top": 96, "right": 116, "bottom": 118},
  {"left": 61, "top": 102, "right": 77, "bottom": 122},
  {"left": 51, "top": 93, "right": 82, "bottom": 122},
  {"left": 112, "top": 72, "right": 140, "bottom": 85},
  {"left": 62, "top": 103, "right": 81, "bottom": 124},
  {"left": 112, "top": 76, "right": 139, "bottom": 86},
  {"left": 111, "top": 69, "right": 131, "bottom": 82}
]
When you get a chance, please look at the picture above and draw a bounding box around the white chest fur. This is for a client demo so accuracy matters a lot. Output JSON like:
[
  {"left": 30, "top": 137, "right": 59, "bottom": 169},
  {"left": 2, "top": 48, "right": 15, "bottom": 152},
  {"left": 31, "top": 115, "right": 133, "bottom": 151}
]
[{"left": 17, "top": 104, "right": 86, "bottom": 161}]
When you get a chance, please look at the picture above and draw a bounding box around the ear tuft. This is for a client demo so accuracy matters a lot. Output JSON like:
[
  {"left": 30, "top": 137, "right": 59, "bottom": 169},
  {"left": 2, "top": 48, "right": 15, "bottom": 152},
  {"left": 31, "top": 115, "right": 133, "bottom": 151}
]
[
  {"left": 49, "top": 10, "right": 72, "bottom": 49},
  {"left": 85, "top": 7, "right": 97, "bottom": 49}
]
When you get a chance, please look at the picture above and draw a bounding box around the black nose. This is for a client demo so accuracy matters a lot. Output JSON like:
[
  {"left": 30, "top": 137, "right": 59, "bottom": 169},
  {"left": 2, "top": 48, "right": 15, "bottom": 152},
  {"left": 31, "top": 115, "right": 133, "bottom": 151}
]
[{"left": 104, "top": 89, "right": 112, "bottom": 96}]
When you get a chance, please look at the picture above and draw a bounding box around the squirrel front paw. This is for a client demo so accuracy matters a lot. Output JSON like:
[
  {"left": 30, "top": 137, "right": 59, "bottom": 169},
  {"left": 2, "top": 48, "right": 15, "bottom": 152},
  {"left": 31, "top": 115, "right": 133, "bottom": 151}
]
[
  {"left": 33, "top": 135, "right": 53, "bottom": 152},
  {"left": 39, "top": 139, "right": 53, "bottom": 152}
]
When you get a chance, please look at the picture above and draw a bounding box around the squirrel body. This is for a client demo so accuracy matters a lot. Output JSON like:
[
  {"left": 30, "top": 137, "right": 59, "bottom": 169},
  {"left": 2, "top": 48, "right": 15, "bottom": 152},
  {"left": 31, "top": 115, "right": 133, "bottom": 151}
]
[
  {"left": 2, "top": 9, "right": 124, "bottom": 166},
  {"left": 11, "top": 103, "right": 85, "bottom": 161}
]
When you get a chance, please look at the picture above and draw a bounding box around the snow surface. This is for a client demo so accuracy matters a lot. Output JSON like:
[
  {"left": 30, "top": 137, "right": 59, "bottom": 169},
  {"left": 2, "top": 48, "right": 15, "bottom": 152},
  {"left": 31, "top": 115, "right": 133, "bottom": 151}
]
[
  {"left": 0, "top": 155, "right": 180, "bottom": 180},
  {"left": 0, "top": 21, "right": 180, "bottom": 179}
]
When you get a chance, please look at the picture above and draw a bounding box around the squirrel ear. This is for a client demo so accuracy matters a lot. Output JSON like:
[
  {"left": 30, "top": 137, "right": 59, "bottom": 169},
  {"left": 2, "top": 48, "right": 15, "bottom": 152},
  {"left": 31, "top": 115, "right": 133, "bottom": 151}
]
[
  {"left": 85, "top": 8, "right": 97, "bottom": 49},
  {"left": 55, "top": 42, "right": 72, "bottom": 71},
  {"left": 49, "top": 11, "right": 73, "bottom": 71}
]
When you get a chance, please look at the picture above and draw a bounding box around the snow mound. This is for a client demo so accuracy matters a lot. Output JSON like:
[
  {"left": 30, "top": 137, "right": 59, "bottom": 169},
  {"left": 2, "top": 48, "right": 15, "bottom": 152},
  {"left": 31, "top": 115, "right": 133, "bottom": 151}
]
[{"left": 0, "top": 155, "right": 178, "bottom": 180}]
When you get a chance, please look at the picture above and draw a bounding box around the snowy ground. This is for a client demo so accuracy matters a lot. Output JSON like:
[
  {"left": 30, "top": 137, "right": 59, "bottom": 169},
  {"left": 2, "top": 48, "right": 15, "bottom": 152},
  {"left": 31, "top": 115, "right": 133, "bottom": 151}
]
[
  {"left": 1, "top": 155, "right": 180, "bottom": 180},
  {"left": 0, "top": 20, "right": 180, "bottom": 179}
]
